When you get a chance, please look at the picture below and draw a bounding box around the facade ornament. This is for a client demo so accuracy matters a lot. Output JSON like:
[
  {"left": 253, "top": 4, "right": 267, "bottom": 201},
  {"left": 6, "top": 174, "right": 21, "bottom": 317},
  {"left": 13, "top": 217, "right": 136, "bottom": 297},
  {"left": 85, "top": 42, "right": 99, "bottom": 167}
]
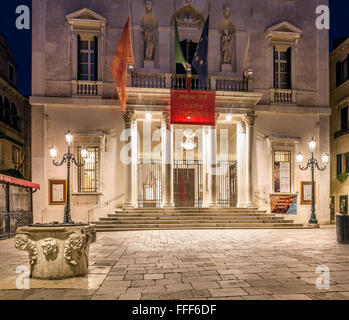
[
  {"left": 218, "top": 6, "right": 235, "bottom": 65},
  {"left": 215, "top": 112, "right": 220, "bottom": 124},
  {"left": 174, "top": 0, "right": 204, "bottom": 28},
  {"left": 162, "top": 111, "right": 170, "bottom": 126},
  {"left": 140, "top": 0, "right": 158, "bottom": 61},
  {"left": 41, "top": 238, "right": 59, "bottom": 261},
  {"left": 14, "top": 234, "right": 38, "bottom": 266},
  {"left": 244, "top": 111, "right": 257, "bottom": 126},
  {"left": 64, "top": 233, "right": 85, "bottom": 266},
  {"left": 123, "top": 110, "right": 135, "bottom": 125}
]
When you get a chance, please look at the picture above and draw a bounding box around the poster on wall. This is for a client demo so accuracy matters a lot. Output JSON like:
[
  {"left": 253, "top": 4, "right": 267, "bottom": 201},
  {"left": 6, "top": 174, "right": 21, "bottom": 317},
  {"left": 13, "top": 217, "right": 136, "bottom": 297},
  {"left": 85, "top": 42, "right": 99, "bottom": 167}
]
[
  {"left": 274, "top": 162, "right": 290, "bottom": 193},
  {"left": 300, "top": 181, "right": 315, "bottom": 205},
  {"left": 270, "top": 194, "right": 297, "bottom": 214},
  {"left": 49, "top": 180, "right": 67, "bottom": 205}
]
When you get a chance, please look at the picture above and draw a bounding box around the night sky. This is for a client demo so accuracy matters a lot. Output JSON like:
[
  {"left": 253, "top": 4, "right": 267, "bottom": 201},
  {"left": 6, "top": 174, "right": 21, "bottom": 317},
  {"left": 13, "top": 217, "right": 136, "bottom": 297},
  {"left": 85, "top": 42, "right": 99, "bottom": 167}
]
[{"left": 0, "top": 0, "right": 347, "bottom": 96}]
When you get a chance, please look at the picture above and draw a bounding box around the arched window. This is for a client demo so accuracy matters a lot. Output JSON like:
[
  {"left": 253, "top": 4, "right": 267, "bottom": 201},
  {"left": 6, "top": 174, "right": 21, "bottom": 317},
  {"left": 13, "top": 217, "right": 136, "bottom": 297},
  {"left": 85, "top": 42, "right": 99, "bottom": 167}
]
[
  {"left": 11, "top": 103, "right": 18, "bottom": 130},
  {"left": 4, "top": 97, "right": 10, "bottom": 124}
]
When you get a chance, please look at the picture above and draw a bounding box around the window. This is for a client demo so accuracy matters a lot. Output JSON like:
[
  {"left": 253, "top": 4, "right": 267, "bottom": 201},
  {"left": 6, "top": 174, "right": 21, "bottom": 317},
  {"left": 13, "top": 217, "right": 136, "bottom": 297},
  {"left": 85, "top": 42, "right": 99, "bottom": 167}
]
[
  {"left": 341, "top": 106, "right": 348, "bottom": 131},
  {"left": 336, "top": 56, "right": 349, "bottom": 87},
  {"left": 337, "top": 154, "right": 343, "bottom": 175},
  {"left": 274, "top": 47, "right": 291, "bottom": 89},
  {"left": 77, "top": 146, "right": 99, "bottom": 192},
  {"left": 12, "top": 145, "right": 21, "bottom": 165},
  {"left": 340, "top": 195, "right": 348, "bottom": 214},
  {"left": 78, "top": 36, "right": 98, "bottom": 81},
  {"left": 273, "top": 150, "right": 291, "bottom": 193}
]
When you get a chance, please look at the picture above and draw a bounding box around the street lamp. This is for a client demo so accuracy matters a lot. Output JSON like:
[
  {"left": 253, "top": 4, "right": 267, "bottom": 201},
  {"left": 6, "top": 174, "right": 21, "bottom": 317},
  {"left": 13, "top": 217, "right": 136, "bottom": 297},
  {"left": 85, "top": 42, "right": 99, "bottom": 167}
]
[
  {"left": 49, "top": 130, "right": 88, "bottom": 224},
  {"left": 296, "top": 137, "right": 329, "bottom": 226}
]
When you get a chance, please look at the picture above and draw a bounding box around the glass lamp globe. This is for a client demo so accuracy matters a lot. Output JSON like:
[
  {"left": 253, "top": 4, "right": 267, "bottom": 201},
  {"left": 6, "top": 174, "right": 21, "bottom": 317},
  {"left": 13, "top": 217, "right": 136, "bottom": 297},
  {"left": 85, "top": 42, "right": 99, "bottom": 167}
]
[
  {"left": 81, "top": 147, "right": 88, "bottom": 159},
  {"left": 65, "top": 131, "right": 73, "bottom": 145},
  {"left": 296, "top": 151, "right": 304, "bottom": 164},
  {"left": 309, "top": 138, "right": 316, "bottom": 152},
  {"left": 322, "top": 153, "right": 329, "bottom": 164},
  {"left": 49, "top": 145, "right": 58, "bottom": 159}
]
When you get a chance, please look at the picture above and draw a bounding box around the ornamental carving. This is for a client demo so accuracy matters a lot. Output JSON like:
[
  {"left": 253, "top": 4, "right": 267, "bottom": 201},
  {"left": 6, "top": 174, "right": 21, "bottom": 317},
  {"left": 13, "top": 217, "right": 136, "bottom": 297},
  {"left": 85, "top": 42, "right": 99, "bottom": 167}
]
[
  {"left": 173, "top": 0, "right": 204, "bottom": 28},
  {"left": 41, "top": 238, "right": 59, "bottom": 261},
  {"left": 14, "top": 234, "right": 38, "bottom": 266},
  {"left": 244, "top": 112, "right": 257, "bottom": 126},
  {"left": 64, "top": 233, "right": 85, "bottom": 266},
  {"left": 122, "top": 110, "right": 135, "bottom": 124}
]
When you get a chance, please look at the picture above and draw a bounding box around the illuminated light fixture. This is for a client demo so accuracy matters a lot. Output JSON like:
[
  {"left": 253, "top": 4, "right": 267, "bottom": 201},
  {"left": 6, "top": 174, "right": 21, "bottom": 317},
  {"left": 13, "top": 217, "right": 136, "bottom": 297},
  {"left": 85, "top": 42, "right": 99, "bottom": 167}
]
[
  {"left": 309, "top": 138, "right": 316, "bottom": 153},
  {"left": 322, "top": 153, "right": 329, "bottom": 164},
  {"left": 226, "top": 114, "right": 232, "bottom": 121},
  {"left": 187, "top": 116, "right": 191, "bottom": 120},
  {"left": 296, "top": 151, "right": 304, "bottom": 164},
  {"left": 49, "top": 145, "right": 58, "bottom": 159},
  {"left": 146, "top": 112, "right": 152, "bottom": 120},
  {"left": 80, "top": 146, "right": 88, "bottom": 159},
  {"left": 181, "top": 128, "right": 197, "bottom": 151},
  {"left": 65, "top": 131, "right": 73, "bottom": 146}
]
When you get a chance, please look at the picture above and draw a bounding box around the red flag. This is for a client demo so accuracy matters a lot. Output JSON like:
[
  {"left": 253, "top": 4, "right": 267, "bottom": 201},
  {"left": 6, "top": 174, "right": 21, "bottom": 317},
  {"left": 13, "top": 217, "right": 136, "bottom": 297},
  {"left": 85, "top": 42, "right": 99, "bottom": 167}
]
[{"left": 111, "top": 17, "right": 134, "bottom": 111}]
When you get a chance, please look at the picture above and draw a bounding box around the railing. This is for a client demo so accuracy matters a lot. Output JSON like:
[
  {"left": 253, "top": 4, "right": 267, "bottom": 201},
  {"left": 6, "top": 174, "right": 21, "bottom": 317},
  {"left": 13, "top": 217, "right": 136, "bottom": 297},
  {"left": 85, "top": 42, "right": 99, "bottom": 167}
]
[
  {"left": 0, "top": 174, "right": 40, "bottom": 240},
  {"left": 71, "top": 81, "right": 102, "bottom": 97},
  {"left": 217, "top": 160, "right": 237, "bottom": 208},
  {"left": 271, "top": 89, "right": 295, "bottom": 104},
  {"left": 130, "top": 72, "right": 248, "bottom": 92}
]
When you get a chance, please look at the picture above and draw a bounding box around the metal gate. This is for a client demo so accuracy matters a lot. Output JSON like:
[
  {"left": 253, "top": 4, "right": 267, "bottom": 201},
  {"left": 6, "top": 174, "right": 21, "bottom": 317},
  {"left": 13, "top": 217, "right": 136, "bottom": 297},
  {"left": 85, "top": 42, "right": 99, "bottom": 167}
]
[
  {"left": 217, "top": 160, "right": 238, "bottom": 207},
  {"left": 137, "top": 160, "right": 162, "bottom": 208},
  {"left": 174, "top": 160, "right": 203, "bottom": 207}
]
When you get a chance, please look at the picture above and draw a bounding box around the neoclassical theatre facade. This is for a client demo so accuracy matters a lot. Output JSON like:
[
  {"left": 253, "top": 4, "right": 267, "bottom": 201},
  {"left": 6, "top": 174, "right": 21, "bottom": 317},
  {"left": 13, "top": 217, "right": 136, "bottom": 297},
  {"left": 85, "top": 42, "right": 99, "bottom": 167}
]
[{"left": 31, "top": 0, "right": 330, "bottom": 225}]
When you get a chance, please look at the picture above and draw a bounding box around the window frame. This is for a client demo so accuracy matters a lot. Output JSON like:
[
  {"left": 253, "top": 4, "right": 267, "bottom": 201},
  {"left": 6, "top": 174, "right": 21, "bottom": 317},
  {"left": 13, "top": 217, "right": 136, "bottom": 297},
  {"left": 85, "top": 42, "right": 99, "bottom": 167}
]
[
  {"left": 273, "top": 46, "right": 291, "bottom": 90},
  {"left": 77, "top": 35, "right": 98, "bottom": 81},
  {"left": 77, "top": 145, "right": 100, "bottom": 193}
]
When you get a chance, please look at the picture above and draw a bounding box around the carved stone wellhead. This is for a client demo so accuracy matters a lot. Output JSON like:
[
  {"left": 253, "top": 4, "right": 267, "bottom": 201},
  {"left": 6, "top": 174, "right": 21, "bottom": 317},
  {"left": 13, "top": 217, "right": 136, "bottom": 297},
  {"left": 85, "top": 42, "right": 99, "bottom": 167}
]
[{"left": 14, "top": 225, "right": 96, "bottom": 279}]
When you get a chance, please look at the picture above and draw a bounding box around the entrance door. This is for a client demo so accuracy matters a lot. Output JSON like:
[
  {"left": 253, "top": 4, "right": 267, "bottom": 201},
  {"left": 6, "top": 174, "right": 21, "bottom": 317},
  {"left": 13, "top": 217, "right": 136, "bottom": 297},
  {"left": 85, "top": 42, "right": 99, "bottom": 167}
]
[
  {"left": 174, "top": 168, "right": 195, "bottom": 207},
  {"left": 229, "top": 164, "right": 238, "bottom": 207}
]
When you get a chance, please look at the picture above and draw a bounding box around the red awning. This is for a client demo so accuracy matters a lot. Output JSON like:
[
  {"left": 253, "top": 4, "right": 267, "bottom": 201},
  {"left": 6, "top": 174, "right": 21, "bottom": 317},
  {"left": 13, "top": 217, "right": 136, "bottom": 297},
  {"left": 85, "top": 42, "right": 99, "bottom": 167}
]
[{"left": 0, "top": 174, "right": 40, "bottom": 190}]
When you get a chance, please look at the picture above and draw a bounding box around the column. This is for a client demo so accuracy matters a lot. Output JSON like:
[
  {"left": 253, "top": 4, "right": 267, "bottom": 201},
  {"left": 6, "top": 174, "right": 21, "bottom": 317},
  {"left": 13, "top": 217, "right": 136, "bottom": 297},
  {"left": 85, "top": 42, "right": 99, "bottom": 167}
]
[
  {"left": 162, "top": 111, "right": 174, "bottom": 207},
  {"left": 123, "top": 110, "right": 137, "bottom": 208},
  {"left": 244, "top": 111, "right": 257, "bottom": 208},
  {"left": 208, "top": 115, "right": 219, "bottom": 207},
  {"left": 202, "top": 126, "right": 209, "bottom": 207},
  {"left": 236, "top": 120, "right": 247, "bottom": 207}
]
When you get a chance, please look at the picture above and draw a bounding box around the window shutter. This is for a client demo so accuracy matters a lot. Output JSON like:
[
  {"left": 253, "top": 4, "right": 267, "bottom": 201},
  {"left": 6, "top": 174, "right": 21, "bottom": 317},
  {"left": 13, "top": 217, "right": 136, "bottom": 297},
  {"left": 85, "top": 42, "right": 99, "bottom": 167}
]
[
  {"left": 273, "top": 46, "right": 276, "bottom": 89},
  {"left": 77, "top": 35, "right": 81, "bottom": 80},
  {"left": 94, "top": 36, "right": 98, "bottom": 81},
  {"left": 337, "top": 154, "right": 343, "bottom": 175},
  {"left": 287, "top": 47, "right": 291, "bottom": 89},
  {"left": 337, "top": 61, "right": 342, "bottom": 87}
]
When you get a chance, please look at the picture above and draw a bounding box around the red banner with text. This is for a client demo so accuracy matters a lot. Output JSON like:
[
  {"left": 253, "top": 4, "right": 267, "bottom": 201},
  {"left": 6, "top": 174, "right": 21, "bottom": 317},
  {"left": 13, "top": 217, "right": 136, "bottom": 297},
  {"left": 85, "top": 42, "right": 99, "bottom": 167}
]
[{"left": 170, "top": 90, "right": 216, "bottom": 126}]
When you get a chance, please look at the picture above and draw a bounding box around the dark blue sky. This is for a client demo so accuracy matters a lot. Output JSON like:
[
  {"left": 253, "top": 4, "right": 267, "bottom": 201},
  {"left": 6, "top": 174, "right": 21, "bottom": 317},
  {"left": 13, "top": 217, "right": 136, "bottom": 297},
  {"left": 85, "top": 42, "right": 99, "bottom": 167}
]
[
  {"left": 0, "top": 1, "right": 31, "bottom": 97},
  {"left": 0, "top": 1, "right": 347, "bottom": 96}
]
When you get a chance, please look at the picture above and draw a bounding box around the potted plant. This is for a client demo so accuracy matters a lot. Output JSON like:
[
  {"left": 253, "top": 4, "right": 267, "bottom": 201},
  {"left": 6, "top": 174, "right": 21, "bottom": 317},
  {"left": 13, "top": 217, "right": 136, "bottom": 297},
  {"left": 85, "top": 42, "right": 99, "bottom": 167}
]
[{"left": 337, "top": 196, "right": 349, "bottom": 243}]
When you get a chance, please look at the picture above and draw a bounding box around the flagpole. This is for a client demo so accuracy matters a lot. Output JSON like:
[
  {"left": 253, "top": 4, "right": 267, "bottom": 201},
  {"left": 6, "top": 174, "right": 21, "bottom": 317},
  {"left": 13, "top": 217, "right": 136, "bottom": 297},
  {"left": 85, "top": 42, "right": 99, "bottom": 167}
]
[{"left": 130, "top": 0, "right": 136, "bottom": 72}]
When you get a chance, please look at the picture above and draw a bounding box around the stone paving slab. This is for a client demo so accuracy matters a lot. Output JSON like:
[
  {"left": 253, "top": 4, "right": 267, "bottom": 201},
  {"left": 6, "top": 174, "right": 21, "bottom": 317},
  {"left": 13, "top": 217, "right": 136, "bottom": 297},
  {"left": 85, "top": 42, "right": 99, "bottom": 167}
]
[{"left": 0, "top": 226, "right": 349, "bottom": 300}]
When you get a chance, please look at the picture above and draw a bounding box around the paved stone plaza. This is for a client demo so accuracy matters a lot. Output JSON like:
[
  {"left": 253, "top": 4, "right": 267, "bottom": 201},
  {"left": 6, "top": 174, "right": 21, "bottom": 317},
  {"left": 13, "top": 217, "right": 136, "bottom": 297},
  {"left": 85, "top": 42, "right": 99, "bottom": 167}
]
[{"left": 1, "top": 226, "right": 349, "bottom": 300}]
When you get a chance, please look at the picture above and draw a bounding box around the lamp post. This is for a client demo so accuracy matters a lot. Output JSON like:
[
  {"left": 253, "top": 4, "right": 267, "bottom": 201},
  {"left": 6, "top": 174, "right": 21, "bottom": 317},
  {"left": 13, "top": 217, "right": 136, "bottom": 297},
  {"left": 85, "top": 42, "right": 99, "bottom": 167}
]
[
  {"left": 49, "top": 131, "right": 88, "bottom": 224},
  {"left": 296, "top": 138, "right": 329, "bottom": 226}
]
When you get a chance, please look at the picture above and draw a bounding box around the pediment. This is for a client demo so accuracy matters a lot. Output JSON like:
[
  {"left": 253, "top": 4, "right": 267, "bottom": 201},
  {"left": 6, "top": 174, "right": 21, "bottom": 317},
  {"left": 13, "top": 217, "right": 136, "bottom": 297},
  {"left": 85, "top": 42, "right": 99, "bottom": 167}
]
[
  {"left": 265, "top": 21, "right": 302, "bottom": 38},
  {"left": 66, "top": 8, "right": 107, "bottom": 28}
]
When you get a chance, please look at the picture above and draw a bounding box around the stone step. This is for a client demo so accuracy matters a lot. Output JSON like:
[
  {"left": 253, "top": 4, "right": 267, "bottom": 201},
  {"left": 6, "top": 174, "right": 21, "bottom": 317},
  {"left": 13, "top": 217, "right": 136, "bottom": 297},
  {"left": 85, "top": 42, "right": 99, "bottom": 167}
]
[
  {"left": 107, "top": 213, "right": 273, "bottom": 218},
  {"left": 95, "top": 219, "right": 293, "bottom": 224},
  {"left": 119, "top": 209, "right": 265, "bottom": 213},
  {"left": 94, "top": 222, "right": 299, "bottom": 229},
  {"left": 94, "top": 224, "right": 305, "bottom": 232}
]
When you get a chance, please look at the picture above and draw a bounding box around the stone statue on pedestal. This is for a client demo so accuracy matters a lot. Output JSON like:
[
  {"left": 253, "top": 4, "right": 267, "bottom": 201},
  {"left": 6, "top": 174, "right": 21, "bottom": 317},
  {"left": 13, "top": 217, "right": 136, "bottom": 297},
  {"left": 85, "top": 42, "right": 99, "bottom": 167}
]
[
  {"left": 140, "top": 0, "right": 158, "bottom": 61},
  {"left": 218, "top": 6, "right": 235, "bottom": 66}
]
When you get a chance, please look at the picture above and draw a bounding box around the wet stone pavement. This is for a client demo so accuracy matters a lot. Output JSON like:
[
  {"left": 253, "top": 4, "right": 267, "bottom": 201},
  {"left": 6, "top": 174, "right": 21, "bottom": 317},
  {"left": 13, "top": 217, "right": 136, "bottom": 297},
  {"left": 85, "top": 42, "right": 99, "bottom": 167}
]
[{"left": 1, "top": 226, "right": 349, "bottom": 300}]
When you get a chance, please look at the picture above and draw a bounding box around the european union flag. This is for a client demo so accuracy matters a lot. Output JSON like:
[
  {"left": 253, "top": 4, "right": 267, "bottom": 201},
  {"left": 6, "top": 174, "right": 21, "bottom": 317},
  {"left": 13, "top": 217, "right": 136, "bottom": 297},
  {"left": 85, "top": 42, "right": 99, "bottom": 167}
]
[{"left": 192, "top": 15, "right": 209, "bottom": 87}]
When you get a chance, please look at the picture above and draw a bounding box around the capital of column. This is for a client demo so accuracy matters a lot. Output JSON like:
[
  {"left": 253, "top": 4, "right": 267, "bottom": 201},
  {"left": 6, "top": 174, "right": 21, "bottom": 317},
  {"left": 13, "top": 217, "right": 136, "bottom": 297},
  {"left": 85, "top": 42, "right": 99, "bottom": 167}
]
[
  {"left": 123, "top": 110, "right": 135, "bottom": 125},
  {"left": 244, "top": 111, "right": 257, "bottom": 127},
  {"left": 162, "top": 111, "right": 171, "bottom": 128}
]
